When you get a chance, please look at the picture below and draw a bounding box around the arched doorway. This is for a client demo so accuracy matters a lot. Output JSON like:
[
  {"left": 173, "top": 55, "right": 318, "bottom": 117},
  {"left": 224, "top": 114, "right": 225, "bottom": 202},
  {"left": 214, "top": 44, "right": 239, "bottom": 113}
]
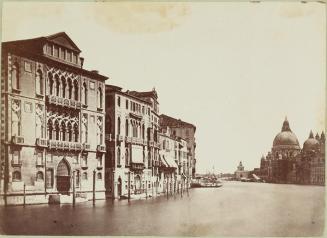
[
  {"left": 135, "top": 175, "right": 141, "bottom": 193},
  {"left": 56, "top": 159, "right": 71, "bottom": 194},
  {"left": 117, "top": 177, "right": 122, "bottom": 197}
]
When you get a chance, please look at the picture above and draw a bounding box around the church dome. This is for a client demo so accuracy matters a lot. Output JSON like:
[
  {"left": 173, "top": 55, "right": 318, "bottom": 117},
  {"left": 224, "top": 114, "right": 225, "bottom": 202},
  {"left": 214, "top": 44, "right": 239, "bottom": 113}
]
[
  {"left": 273, "top": 118, "right": 300, "bottom": 149},
  {"left": 303, "top": 131, "right": 319, "bottom": 152}
]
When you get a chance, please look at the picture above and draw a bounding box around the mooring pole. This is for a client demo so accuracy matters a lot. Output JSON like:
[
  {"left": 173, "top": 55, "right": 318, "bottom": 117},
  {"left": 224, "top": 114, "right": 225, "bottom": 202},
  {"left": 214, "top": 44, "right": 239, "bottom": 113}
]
[
  {"left": 146, "top": 180, "right": 148, "bottom": 199},
  {"left": 72, "top": 170, "right": 76, "bottom": 207},
  {"left": 23, "top": 183, "right": 26, "bottom": 206},
  {"left": 166, "top": 177, "right": 168, "bottom": 199},
  {"left": 92, "top": 170, "right": 96, "bottom": 205},
  {"left": 128, "top": 171, "right": 131, "bottom": 202}
]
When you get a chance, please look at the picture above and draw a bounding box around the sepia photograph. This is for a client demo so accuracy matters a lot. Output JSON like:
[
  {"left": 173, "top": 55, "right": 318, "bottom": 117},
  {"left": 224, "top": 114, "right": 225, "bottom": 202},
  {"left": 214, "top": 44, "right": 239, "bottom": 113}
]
[{"left": 0, "top": 0, "right": 325, "bottom": 236}]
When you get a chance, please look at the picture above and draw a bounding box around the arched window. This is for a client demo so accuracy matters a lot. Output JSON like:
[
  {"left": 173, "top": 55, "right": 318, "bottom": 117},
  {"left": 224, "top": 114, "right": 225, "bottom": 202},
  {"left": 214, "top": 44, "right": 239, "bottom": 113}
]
[
  {"left": 142, "top": 125, "right": 145, "bottom": 139},
  {"left": 97, "top": 117, "right": 103, "bottom": 145},
  {"left": 55, "top": 75, "right": 60, "bottom": 97},
  {"left": 36, "top": 171, "right": 44, "bottom": 181},
  {"left": 97, "top": 87, "right": 103, "bottom": 108},
  {"left": 35, "top": 69, "right": 43, "bottom": 95},
  {"left": 82, "top": 172, "right": 88, "bottom": 180},
  {"left": 125, "top": 148, "right": 129, "bottom": 166},
  {"left": 67, "top": 122, "right": 72, "bottom": 142},
  {"left": 11, "top": 63, "right": 19, "bottom": 90},
  {"left": 117, "top": 117, "right": 121, "bottom": 135},
  {"left": 125, "top": 119, "right": 129, "bottom": 136},
  {"left": 36, "top": 115, "right": 43, "bottom": 138},
  {"left": 97, "top": 172, "right": 102, "bottom": 180},
  {"left": 74, "top": 80, "right": 78, "bottom": 101},
  {"left": 68, "top": 78, "right": 73, "bottom": 99},
  {"left": 61, "top": 76, "right": 66, "bottom": 98},
  {"left": 12, "top": 110, "right": 20, "bottom": 136},
  {"left": 82, "top": 122, "right": 87, "bottom": 143},
  {"left": 73, "top": 123, "right": 79, "bottom": 142},
  {"left": 47, "top": 119, "right": 53, "bottom": 139},
  {"left": 54, "top": 120, "right": 60, "bottom": 140},
  {"left": 82, "top": 82, "right": 87, "bottom": 105},
  {"left": 48, "top": 73, "right": 54, "bottom": 95},
  {"left": 117, "top": 147, "right": 121, "bottom": 166},
  {"left": 61, "top": 121, "right": 66, "bottom": 141},
  {"left": 12, "top": 171, "right": 21, "bottom": 181}
]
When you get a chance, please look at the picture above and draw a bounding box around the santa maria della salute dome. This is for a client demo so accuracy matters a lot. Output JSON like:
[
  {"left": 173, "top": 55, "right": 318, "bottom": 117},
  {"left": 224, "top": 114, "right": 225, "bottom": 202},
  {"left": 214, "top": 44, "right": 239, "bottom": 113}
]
[
  {"left": 258, "top": 118, "right": 325, "bottom": 185},
  {"left": 272, "top": 118, "right": 301, "bottom": 158}
]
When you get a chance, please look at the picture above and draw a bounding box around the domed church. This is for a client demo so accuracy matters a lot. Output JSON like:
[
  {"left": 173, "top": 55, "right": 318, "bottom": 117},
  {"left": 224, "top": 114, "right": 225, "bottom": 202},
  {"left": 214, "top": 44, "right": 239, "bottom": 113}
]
[{"left": 259, "top": 118, "right": 325, "bottom": 185}]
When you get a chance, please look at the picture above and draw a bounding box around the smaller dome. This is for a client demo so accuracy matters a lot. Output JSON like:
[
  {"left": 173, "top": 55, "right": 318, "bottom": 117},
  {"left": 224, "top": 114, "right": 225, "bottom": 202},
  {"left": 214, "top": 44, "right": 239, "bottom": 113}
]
[{"left": 303, "top": 131, "right": 319, "bottom": 152}]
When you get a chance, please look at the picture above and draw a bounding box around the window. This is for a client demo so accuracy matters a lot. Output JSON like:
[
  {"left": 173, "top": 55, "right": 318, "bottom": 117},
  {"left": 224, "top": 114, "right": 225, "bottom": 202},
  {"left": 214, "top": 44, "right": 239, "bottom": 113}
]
[
  {"left": 126, "top": 99, "right": 129, "bottom": 109},
  {"left": 97, "top": 172, "right": 102, "bottom": 180},
  {"left": 74, "top": 80, "right": 79, "bottom": 101},
  {"left": 35, "top": 69, "right": 43, "bottom": 95},
  {"left": 82, "top": 172, "right": 88, "bottom": 180},
  {"left": 61, "top": 77, "right": 66, "bottom": 98},
  {"left": 11, "top": 63, "right": 19, "bottom": 90},
  {"left": 97, "top": 87, "right": 103, "bottom": 108},
  {"left": 72, "top": 53, "right": 77, "bottom": 64},
  {"left": 12, "top": 171, "right": 21, "bottom": 181},
  {"left": 48, "top": 73, "right": 54, "bottom": 95},
  {"left": 82, "top": 82, "right": 88, "bottom": 105},
  {"left": 73, "top": 155, "right": 78, "bottom": 164},
  {"left": 81, "top": 154, "right": 87, "bottom": 167},
  {"left": 24, "top": 62, "right": 32, "bottom": 72},
  {"left": 60, "top": 48, "right": 65, "bottom": 60},
  {"left": 36, "top": 171, "right": 44, "bottom": 181},
  {"left": 97, "top": 117, "right": 103, "bottom": 145},
  {"left": 125, "top": 148, "right": 129, "bottom": 166},
  {"left": 67, "top": 51, "right": 72, "bottom": 62},
  {"left": 46, "top": 169, "right": 53, "bottom": 188},
  {"left": 117, "top": 117, "right": 121, "bottom": 135},
  {"left": 54, "top": 45, "right": 59, "bottom": 57},
  {"left": 97, "top": 155, "right": 103, "bottom": 167},
  {"left": 12, "top": 108, "right": 21, "bottom": 136},
  {"left": 47, "top": 44, "right": 53, "bottom": 55},
  {"left": 36, "top": 152, "right": 43, "bottom": 166},
  {"left": 117, "top": 96, "right": 121, "bottom": 107},
  {"left": 125, "top": 119, "right": 129, "bottom": 136},
  {"left": 117, "top": 147, "right": 121, "bottom": 166},
  {"left": 12, "top": 150, "right": 20, "bottom": 165}
]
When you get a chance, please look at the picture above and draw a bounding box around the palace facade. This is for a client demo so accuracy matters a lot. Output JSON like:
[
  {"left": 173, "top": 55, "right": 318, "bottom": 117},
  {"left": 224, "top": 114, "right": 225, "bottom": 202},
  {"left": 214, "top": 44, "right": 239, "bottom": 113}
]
[
  {"left": 0, "top": 32, "right": 108, "bottom": 205},
  {"left": 159, "top": 114, "right": 197, "bottom": 177},
  {"left": 258, "top": 118, "right": 325, "bottom": 185}
]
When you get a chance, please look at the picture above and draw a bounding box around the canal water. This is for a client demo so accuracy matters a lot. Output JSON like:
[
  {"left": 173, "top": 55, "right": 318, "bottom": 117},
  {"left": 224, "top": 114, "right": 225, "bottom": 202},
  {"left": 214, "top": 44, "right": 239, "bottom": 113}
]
[{"left": 0, "top": 181, "right": 325, "bottom": 236}]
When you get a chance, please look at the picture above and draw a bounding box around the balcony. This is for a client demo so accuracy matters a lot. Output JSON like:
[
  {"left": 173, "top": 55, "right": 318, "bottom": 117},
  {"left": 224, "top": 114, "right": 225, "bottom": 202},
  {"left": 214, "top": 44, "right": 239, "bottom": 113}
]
[
  {"left": 48, "top": 140, "right": 82, "bottom": 151},
  {"left": 129, "top": 112, "right": 143, "bottom": 120},
  {"left": 116, "top": 135, "right": 124, "bottom": 142},
  {"left": 12, "top": 135, "right": 24, "bottom": 145},
  {"left": 130, "top": 163, "right": 145, "bottom": 171},
  {"left": 82, "top": 143, "right": 91, "bottom": 151},
  {"left": 97, "top": 145, "right": 106, "bottom": 153},
  {"left": 46, "top": 95, "right": 81, "bottom": 110},
  {"left": 11, "top": 159, "right": 22, "bottom": 167},
  {"left": 36, "top": 138, "right": 48, "bottom": 147}
]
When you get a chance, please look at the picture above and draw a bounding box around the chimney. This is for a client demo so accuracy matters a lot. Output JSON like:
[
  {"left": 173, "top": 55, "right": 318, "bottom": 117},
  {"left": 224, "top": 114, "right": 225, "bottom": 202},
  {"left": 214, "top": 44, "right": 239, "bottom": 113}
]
[
  {"left": 80, "top": 57, "right": 84, "bottom": 68},
  {"left": 91, "top": 70, "right": 99, "bottom": 74}
]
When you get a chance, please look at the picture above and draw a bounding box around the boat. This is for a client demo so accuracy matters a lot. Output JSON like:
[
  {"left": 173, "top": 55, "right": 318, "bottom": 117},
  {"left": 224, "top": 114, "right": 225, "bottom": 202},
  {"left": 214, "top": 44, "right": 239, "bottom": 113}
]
[{"left": 191, "top": 177, "right": 223, "bottom": 188}]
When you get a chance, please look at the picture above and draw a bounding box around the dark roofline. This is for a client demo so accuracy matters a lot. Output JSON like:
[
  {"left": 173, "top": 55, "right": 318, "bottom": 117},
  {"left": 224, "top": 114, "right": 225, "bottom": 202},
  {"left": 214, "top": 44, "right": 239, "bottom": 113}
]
[
  {"left": 160, "top": 114, "right": 196, "bottom": 131},
  {"left": 105, "top": 85, "right": 151, "bottom": 105}
]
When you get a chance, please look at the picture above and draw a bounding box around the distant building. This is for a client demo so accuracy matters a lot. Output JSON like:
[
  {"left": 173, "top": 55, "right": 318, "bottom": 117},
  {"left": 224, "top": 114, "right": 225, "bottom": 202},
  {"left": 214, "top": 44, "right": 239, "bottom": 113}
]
[
  {"left": 104, "top": 85, "right": 160, "bottom": 199},
  {"left": 234, "top": 161, "right": 250, "bottom": 180},
  {"left": 160, "top": 114, "right": 196, "bottom": 177},
  {"left": 259, "top": 118, "right": 325, "bottom": 185}
]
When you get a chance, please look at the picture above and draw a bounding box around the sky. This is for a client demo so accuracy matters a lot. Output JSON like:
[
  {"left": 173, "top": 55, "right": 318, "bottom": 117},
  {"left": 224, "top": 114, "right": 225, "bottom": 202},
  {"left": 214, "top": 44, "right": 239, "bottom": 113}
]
[{"left": 2, "top": 1, "right": 325, "bottom": 173}]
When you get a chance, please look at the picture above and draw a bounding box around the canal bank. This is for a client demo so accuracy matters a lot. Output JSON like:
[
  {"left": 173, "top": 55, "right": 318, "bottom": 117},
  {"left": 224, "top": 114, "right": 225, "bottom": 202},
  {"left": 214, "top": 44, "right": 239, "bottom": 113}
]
[{"left": 0, "top": 181, "right": 324, "bottom": 236}]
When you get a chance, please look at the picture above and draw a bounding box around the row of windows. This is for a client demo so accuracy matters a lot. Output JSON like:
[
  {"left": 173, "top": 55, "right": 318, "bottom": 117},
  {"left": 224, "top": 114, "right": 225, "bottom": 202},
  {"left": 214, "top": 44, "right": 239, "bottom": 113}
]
[
  {"left": 12, "top": 170, "right": 103, "bottom": 185},
  {"left": 46, "top": 44, "right": 78, "bottom": 64}
]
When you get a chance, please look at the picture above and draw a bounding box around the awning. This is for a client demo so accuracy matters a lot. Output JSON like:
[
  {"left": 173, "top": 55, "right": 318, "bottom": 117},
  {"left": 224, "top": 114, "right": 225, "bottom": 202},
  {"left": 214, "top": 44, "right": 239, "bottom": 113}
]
[
  {"left": 159, "top": 155, "right": 169, "bottom": 167},
  {"left": 164, "top": 155, "right": 178, "bottom": 168}
]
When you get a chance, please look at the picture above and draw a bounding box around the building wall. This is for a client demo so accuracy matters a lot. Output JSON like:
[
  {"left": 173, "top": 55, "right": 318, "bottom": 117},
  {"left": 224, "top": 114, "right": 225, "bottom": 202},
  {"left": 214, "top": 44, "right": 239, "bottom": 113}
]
[{"left": 1, "top": 39, "right": 107, "bottom": 205}]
